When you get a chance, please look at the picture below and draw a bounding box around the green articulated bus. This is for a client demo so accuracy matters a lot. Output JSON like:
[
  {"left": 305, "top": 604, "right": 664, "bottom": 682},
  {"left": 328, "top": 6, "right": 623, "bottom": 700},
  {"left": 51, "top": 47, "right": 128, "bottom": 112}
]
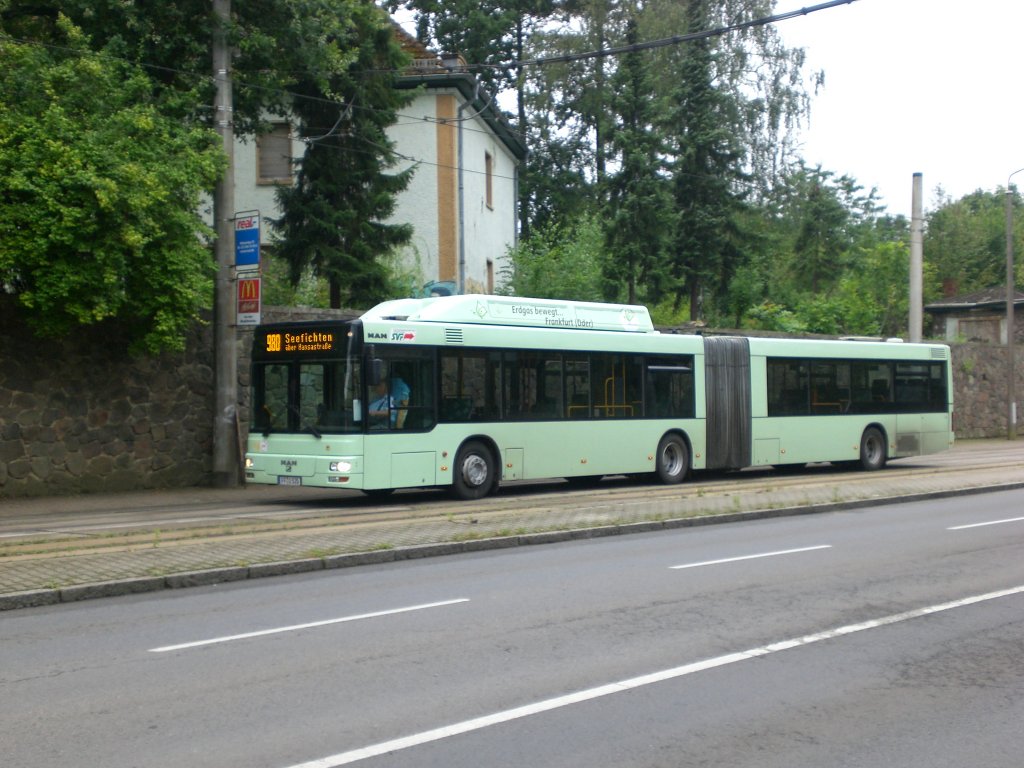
[{"left": 245, "top": 295, "right": 954, "bottom": 500}]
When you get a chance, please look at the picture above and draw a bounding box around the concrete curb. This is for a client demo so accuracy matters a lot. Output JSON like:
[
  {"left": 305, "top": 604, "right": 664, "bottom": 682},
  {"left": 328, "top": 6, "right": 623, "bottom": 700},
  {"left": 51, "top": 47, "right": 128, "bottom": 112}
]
[{"left": 3, "top": 480, "right": 1023, "bottom": 612}]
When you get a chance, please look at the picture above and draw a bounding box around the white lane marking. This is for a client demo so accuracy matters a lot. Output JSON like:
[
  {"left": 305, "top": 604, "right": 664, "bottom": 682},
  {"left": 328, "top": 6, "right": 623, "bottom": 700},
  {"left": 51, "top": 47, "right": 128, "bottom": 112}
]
[
  {"left": 281, "top": 584, "right": 1024, "bottom": 768},
  {"left": 948, "top": 516, "right": 1024, "bottom": 530},
  {"left": 149, "top": 599, "right": 470, "bottom": 653},
  {"left": 669, "top": 544, "right": 832, "bottom": 570}
]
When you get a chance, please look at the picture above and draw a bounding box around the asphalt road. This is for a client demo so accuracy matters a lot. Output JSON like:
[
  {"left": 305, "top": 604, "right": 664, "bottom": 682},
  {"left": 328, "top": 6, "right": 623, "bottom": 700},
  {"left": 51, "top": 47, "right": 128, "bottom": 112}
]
[{"left": 2, "top": 486, "right": 1022, "bottom": 767}]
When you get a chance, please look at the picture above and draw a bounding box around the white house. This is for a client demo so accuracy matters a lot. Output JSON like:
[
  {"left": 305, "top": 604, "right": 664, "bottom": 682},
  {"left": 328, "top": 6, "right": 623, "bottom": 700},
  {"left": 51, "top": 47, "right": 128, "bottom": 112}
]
[{"left": 231, "top": 26, "right": 526, "bottom": 296}]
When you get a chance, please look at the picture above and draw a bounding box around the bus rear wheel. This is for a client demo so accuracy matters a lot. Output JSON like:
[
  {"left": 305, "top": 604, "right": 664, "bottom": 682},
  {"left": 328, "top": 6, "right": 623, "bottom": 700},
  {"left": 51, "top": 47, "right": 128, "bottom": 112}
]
[
  {"left": 655, "top": 434, "right": 689, "bottom": 484},
  {"left": 859, "top": 427, "right": 887, "bottom": 471},
  {"left": 451, "top": 440, "right": 496, "bottom": 500}
]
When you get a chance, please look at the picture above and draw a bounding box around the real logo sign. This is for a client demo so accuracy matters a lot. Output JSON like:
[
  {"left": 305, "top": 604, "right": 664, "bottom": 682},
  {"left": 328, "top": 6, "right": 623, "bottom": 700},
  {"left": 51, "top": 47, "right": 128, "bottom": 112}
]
[{"left": 234, "top": 213, "right": 261, "bottom": 267}]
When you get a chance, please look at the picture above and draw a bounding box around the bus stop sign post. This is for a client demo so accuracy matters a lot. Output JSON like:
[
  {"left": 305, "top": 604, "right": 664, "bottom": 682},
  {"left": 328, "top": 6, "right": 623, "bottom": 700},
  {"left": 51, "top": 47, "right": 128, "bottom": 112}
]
[{"left": 234, "top": 211, "right": 261, "bottom": 326}]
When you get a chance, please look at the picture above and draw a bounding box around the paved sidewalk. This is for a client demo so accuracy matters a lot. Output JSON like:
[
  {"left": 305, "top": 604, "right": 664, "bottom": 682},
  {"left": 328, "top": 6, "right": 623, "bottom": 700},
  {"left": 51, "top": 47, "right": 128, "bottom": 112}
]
[{"left": 3, "top": 441, "right": 1024, "bottom": 611}]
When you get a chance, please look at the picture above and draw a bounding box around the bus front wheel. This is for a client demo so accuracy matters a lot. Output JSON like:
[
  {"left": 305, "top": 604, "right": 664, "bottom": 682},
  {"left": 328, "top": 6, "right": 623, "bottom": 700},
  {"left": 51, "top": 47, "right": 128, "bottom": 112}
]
[
  {"left": 452, "top": 440, "right": 496, "bottom": 500},
  {"left": 655, "top": 434, "right": 689, "bottom": 484},
  {"left": 859, "top": 427, "right": 887, "bottom": 471}
]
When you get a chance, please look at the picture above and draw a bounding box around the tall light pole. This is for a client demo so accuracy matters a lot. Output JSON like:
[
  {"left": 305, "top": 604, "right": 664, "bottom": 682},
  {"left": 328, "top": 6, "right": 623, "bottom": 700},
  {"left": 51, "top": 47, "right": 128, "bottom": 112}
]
[{"left": 1005, "top": 168, "right": 1023, "bottom": 441}]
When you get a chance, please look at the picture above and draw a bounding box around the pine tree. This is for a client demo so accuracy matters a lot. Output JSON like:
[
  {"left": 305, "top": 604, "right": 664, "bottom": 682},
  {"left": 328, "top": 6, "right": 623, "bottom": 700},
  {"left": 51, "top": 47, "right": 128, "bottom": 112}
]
[
  {"left": 602, "top": 16, "right": 674, "bottom": 305},
  {"left": 667, "top": 0, "right": 748, "bottom": 319},
  {"left": 274, "top": 2, "right": 414, "bottom": 309}
]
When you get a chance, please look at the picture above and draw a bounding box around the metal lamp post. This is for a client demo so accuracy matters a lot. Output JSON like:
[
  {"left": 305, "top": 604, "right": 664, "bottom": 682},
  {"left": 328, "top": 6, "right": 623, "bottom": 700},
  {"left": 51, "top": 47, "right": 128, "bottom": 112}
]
[{"left": 1005, "top": 168, "right": 1024, "bottom": 440}]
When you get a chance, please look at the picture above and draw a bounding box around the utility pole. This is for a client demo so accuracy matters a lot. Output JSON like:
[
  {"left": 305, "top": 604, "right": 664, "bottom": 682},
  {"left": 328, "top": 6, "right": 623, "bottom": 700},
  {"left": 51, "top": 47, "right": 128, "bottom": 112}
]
[
  {"left": 1006, "top": 168, "right": 1023, "bottom": 440},
  {"left": 909, "top": 173, "right": 923, "bottom": 342},
  {"left": 212, "top": 0, "right": 239, "bottom": 486}
]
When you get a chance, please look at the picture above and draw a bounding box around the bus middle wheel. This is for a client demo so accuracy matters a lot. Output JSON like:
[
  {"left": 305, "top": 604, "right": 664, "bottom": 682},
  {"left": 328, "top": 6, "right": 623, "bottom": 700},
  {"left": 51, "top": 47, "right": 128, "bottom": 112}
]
[{"left": 655, "top": 434, "right": 689, "bottom": 484}]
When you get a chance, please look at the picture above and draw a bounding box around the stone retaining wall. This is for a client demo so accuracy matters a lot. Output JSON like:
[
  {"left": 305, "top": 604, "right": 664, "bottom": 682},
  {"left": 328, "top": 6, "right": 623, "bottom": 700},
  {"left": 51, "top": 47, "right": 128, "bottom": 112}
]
[
  {"left": 950, "top": 342, "right": 1023, "bottom": 438},
  {"left": 1, "top": 300, "right": 1020, "bottom": 498},
  {"left": 0, "top": 302, "right": 356, "bottom": 498}
]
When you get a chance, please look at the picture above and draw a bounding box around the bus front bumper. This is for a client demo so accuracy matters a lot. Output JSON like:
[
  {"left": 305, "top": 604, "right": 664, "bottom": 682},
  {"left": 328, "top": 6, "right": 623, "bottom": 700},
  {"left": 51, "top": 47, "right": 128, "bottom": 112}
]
[{"left": 244, "top": 452, "right": 365, "bottom": 489}]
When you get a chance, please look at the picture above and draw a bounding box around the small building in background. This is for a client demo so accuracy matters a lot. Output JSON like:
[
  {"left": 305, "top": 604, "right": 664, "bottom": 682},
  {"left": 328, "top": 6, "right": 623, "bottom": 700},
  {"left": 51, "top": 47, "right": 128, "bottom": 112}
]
[{"left": 925, "top": 287, "right": 1024, "bottom": 344}]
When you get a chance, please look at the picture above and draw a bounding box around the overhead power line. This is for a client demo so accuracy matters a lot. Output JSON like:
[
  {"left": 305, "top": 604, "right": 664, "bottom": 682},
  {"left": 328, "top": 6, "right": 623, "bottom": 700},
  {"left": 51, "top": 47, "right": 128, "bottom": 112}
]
[
  {"left": 0, "top": 0, "right": 857, "bottom": 162},
  {"left": 517, "top": 0, "right": 859, "bottom": 67}
]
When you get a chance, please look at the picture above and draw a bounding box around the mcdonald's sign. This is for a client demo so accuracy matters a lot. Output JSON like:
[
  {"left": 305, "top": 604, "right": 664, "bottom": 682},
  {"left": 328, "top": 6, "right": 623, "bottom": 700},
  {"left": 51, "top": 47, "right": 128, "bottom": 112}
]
[{"left": 237, "top": 276, "right": 261, "bottom": 326}]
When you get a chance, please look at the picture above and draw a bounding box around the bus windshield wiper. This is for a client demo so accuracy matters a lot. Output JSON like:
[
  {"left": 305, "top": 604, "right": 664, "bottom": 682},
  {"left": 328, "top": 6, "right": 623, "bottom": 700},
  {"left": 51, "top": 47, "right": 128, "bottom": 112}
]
[{"left": 287, "top": 404, "right": 322, "bottom": 439}]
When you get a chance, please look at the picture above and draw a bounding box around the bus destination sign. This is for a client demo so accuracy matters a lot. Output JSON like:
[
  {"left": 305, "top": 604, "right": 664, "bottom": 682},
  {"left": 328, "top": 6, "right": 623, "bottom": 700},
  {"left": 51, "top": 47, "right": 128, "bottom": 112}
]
[{"left": 259, "top": 328, "right": 337, "bottom": 356}]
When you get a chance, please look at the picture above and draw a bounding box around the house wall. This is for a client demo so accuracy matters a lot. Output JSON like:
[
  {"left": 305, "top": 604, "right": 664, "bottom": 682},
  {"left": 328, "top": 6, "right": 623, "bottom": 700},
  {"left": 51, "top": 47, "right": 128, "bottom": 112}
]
[
  {"left": 940, "top": 312, "right": 1015, "bottom": 345},
  {"left": 388, "top": 94, "right": 444, "bottom": 284},
  {"left": 458, "top": 106, "right": 518, "bottom": 293},
  {"left": 231, "top": 131, "right": 307, "bottom": 245}
]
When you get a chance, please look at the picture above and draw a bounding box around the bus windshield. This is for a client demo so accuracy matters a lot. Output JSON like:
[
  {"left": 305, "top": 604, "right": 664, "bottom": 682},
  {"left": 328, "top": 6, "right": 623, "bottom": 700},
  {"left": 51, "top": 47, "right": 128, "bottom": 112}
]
[
  {"left": 250, "top": 321, "right": 365, "bottom": 436},
  {"left": 252, "top": 358, "right": 364, "bottom": 436}
]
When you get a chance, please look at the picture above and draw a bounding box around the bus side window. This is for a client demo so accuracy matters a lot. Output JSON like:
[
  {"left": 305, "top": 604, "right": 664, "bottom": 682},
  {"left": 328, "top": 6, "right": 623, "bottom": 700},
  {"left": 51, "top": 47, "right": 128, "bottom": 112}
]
[
  {"left": 533, "top": 395, "right": 559, "bottom": 418},
  {"left": 767, "top": 358, "right": 807, "bottom": 416},
  {"left": 565, "top": 356, "right": 590, "bottom": 418},
  {"left": 927, "top": 363, "right": 948, "bottom": 410},
  {"left": 440, "top": 350, "right": 493, "bottom": 422},
  {"left": 441, "top": 396, "right": 474, "bottom": 420},
  {"left": 368, "top": 352, "right": 435, "bottom": 430},
  {"left": 871, "top": 379, "right": 890, "bottom": 401},
  {"left": 646, "top": 356, "right": 695, "bottom": 418}
]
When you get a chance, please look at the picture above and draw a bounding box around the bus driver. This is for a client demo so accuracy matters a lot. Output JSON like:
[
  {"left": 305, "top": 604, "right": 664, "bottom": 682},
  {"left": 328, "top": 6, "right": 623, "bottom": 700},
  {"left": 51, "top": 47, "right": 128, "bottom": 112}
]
[{"left": 369, "top": 376, "right": 410, "bottom": 428}]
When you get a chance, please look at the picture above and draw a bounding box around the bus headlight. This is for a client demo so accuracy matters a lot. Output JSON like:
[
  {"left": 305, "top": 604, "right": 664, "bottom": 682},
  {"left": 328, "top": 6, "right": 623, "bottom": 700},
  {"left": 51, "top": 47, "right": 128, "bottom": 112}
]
[
  {"left": 330, "top": 461, "right": 352, "bottom": 472},
  {"left": 245, "top": 457, "right": 254, "bottom": 469}
]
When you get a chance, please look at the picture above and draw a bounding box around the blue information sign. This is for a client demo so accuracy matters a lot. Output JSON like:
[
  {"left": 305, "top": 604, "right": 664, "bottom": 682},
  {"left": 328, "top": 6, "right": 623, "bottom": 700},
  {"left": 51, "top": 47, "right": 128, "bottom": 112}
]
[{"left": 235, "top": 212, "right": 260, "bottom": 268}]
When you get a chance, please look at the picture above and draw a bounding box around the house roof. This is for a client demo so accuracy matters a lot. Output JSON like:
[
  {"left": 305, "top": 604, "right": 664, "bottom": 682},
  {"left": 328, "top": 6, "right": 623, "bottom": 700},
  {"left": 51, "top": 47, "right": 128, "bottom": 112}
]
[
  {"left": 390, "top": 22, "right": 526, "bottom": 161},
  {"left": 392, "top": 22, "right": 437, "bottom": 63},
  {"left": 925, "top": 286, "right": 1024, "bottom": 313}
]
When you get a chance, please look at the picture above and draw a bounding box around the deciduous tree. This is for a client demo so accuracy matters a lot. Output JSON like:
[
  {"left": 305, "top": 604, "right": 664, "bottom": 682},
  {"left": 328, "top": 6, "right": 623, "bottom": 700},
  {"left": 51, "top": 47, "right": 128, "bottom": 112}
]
[
  {"left": 924, "top": 188, "right": 1018, "bottom": 296},
  {"left": 0, "top": 18, "right": 224, "bottom": 353},
  {"left": 499, "top": 213, "right": 604, "bottom": 300}
]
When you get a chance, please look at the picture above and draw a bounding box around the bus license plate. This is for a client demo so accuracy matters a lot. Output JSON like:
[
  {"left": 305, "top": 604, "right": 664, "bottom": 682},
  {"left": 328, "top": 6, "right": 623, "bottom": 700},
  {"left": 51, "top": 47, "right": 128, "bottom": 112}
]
[{"left": 277, "top": 475, "right": 302, "bottom": 486}]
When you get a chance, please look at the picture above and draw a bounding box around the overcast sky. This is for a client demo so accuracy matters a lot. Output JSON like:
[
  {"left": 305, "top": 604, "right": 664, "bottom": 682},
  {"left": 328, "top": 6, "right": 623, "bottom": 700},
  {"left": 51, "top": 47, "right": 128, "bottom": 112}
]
[
  {"left": 777, "top": 0, "right": 1024, "bottom": 215},
  {"left": 401, "top": 0, "right": 1021, "bottom": 216}
]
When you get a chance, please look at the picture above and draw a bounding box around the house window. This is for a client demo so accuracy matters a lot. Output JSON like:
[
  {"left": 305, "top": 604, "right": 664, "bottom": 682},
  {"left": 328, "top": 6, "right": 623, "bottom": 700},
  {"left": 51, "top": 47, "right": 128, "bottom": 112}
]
[
  {"left": 258, "top": 123, "right": 293, "bottom": 184},
  {"left": 485, "top": 151, "right": 494, "bottom": 210},
  {"left": 487, "top": 259, "right": 494, "bottom": 293}
]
